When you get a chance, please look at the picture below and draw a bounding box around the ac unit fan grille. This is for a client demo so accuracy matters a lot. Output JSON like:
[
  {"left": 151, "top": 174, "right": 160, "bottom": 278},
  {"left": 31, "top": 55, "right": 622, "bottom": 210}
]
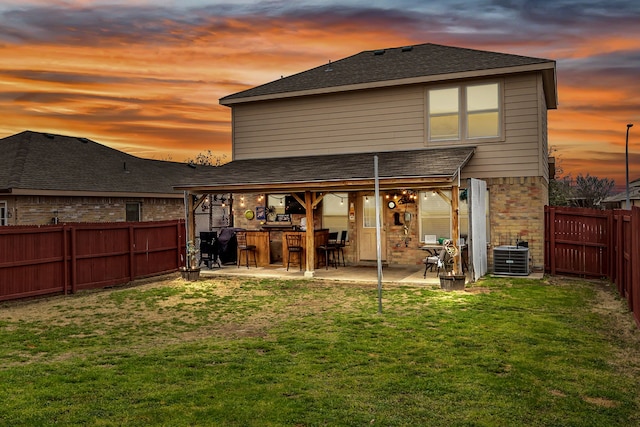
[{"left": 493, "top": 246, "right": 529, "bottom": 276}]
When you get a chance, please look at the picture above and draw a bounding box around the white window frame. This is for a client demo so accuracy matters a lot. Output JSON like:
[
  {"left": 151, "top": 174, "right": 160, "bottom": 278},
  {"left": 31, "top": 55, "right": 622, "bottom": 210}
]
[{"left": 427, "top": 80, "right": 503, "bottom": 143}]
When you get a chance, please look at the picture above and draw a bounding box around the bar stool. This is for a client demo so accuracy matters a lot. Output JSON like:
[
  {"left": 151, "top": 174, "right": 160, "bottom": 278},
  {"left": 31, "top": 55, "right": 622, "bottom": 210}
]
[
  {"left": 236, "top": 231, "right": 257, "bottom": 268},
  {"left": 331, "top": 230, "right": 347, "bottom": 267},
  {"left": 317, "top": 232, "right": 338, "bottom": 270},
  {"left": 286, "top": 234, "right": 303, "bottom": 271}
]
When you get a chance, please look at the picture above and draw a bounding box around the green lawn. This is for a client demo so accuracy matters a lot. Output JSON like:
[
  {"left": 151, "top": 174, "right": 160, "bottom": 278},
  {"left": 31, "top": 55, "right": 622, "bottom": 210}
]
[{"left": 1, "top": 275, "right": 639, "bottom": 426}]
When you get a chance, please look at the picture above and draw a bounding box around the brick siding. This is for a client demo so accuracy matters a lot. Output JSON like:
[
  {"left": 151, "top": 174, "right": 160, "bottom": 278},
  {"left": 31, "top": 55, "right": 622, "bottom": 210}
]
[{"left": 3, "top": 195, "right": 184, "bottom": 225}]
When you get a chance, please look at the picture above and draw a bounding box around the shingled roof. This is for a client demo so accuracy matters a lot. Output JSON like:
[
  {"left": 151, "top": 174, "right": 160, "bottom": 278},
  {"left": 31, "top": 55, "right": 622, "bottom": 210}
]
[
  {"left": 174, "top": 146, "right": 475, "bottom": 193},
  {"left": 0, "top": 131, "right": 208, "bottom": 196},
  {"left": 220, "top": 43, "right": 557, "bottom": 107}
]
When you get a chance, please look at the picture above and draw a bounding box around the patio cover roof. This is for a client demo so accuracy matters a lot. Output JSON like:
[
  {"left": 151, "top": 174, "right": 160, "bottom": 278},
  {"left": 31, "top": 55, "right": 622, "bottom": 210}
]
[{"left": 174, "top": 146, "right": 476, "bottom": 193}]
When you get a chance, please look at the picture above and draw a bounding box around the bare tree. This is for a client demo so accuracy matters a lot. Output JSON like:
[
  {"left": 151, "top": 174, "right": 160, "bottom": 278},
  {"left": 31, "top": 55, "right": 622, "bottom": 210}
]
[
  {"left": 572, "top": 174, "right": 615, "bottom": 208},
  {"left": 185, "top": 150, "right": 228, "bottom": 166}
]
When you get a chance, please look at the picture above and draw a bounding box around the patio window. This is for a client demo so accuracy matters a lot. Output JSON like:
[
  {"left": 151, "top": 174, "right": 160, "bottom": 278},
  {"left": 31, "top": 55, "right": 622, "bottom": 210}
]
[
  {"left": 418, "top": 190, "right": 469, "bottom": 242},
  {"left": 267, "top": 194, "right": 287, "bottom": 218},
  {"left": 419, "top": 190, "right": 491, "bottom": 244},
  {"left": 322, "top": 193, "right": 348, "bottom": 233}
]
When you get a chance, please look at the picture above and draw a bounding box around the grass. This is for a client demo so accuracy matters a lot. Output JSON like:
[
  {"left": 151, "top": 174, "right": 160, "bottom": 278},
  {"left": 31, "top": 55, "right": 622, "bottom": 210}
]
[{"left": 1, "top": 274, "right": 639, "bottom": 426}]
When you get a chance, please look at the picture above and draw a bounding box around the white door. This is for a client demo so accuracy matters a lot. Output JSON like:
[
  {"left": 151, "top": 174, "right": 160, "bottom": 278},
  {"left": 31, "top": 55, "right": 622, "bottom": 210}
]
[
  {"left": 468, "top": 178, "right": 488, "bottom": 281},
  {"left": 358, "top": 195, "right": 386, "bottom": 261}
]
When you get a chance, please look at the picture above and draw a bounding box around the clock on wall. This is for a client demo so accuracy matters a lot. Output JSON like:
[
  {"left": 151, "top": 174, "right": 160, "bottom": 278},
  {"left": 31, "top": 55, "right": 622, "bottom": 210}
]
[{"left": 387, "top": 200, "right": 397, "bottom": 209}]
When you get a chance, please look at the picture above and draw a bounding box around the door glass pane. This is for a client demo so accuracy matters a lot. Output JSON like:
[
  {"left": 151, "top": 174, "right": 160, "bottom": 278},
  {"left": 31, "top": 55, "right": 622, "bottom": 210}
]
[{"left": 362, "top": 196, "right": 380, "bottom": 228}]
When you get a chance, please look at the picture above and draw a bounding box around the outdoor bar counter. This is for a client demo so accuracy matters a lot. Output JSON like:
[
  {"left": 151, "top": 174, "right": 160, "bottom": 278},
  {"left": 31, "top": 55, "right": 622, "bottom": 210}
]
[{"left": 242, "top": 228, "right": 329, "bottom": 267}]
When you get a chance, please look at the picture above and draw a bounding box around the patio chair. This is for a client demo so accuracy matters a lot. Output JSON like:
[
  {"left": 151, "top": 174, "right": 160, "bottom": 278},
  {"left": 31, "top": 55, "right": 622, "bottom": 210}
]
[{"left": 423, "top": 247, "right": 452, "bottom": 278}]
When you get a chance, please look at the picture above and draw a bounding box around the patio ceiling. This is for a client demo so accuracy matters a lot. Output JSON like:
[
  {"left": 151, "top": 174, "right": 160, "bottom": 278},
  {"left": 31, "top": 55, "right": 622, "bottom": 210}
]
[{"left": 174, "top": 146, "right": 476, "bottom": 194}]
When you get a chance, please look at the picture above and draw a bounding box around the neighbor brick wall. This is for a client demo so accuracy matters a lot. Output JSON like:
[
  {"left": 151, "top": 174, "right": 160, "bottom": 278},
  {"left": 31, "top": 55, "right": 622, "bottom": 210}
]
[{"left": 7, "top": 195, "right": 184, "bottom": 225}]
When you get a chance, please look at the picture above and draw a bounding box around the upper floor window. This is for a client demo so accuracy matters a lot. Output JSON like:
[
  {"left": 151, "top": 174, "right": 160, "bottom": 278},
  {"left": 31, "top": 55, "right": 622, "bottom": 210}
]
[
  {"left": 0, "top": 201, "right": 6, "bottom": 226},
  {"left": 428, "top": 82, "right": 501, "bottom": 142}
]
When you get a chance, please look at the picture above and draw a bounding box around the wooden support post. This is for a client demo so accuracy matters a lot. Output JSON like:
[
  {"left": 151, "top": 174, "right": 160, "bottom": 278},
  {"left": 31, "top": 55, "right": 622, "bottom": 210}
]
[{"left": 304, "top": 191, "right": 315, "bottom": 277}]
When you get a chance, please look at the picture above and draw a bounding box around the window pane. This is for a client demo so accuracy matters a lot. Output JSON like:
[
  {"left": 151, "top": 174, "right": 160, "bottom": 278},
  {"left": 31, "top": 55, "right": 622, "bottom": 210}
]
[
  {"left": 322, "top": 193, "right": 348, "bottom": 233},
  {"left": 418, "top": 191, "right": 470, "bottom": 242},
  {"left": 126, "top": 203, "right": 140, "bottom": 222},
  {"left": 429, "top": 88, "right": 459, "bottom": 114},
  {"left": 430, "top": 114, "right": 459, "bottom": 140},
  {"left": 0, "top": 202, "right": 6, "bottom": 226},
  {"left": 468, "top": 111, "right": 499, "bottom": 138},
  {"left": 467, "top": 83, "right": 498, "bottom": 111},
  {"left": 363, "top": 197, "right": 380, "bottom": 228},
  {"left": 429, "top": 88, "right": 459, "bottom": 141},
  {"left": 466, "top": 83, "right": 499, "bottom": 138}
]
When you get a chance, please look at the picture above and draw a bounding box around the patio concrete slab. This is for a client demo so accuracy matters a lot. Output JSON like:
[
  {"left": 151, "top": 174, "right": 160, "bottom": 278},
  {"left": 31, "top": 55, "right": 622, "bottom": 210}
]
[{"left": 199, "top": 263, "right": 544, "bottom": 285}]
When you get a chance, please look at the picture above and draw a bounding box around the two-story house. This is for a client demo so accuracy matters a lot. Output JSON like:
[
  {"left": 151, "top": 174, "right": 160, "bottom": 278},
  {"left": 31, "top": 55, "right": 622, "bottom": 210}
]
[{"left": 176, "top": 43, "right": 557, "bottom": 278}]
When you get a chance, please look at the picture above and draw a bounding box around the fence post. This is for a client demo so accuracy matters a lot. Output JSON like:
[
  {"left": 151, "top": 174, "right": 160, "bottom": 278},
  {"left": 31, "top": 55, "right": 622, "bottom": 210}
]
[
  {"left": 549, "top": 206, "right": 556, "bottom": 276},
  {"left": 70, "top": 226, "right": 77, "bottom": 294},
  {"left": 632, "top": 207, "right": 640, "bottom": 324},
  {"left": 63, "top": 225, "right": 69, "bottom": 295},
  {"left": 129, "top": 224, "right": 135, "bottom": 281}
]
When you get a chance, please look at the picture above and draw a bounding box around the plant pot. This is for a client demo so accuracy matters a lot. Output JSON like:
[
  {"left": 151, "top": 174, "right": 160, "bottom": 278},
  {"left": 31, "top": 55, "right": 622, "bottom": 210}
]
[
  {"left": 439, "top": 274, "right": 466, "bottom": 291},
  {"left": 180, "top": 268, "right": 201, "bottom": 281}
]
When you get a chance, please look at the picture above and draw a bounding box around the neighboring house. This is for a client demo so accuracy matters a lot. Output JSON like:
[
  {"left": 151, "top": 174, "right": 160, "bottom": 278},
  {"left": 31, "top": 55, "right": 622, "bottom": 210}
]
[
  {"left": 0, "top": 131, "right": 214, "bottom": 225},
  {"left": 602, "top": 178, "right": 640, "bottom": 209},
  {"left": 175, "top": 43, "right": 557, "bottom": 277}
]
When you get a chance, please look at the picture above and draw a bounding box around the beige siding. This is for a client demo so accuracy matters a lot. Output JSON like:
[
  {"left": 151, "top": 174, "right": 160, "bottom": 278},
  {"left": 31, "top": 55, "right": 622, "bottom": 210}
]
[
  {"left": 231, "top": 73, "right": 547, "bottom": 182},
  {"left": 232, "top": 86, "right": 426, "bottom": 160},
  {"left": 461, "top": 74, "right": 543, "bottom": 180}
]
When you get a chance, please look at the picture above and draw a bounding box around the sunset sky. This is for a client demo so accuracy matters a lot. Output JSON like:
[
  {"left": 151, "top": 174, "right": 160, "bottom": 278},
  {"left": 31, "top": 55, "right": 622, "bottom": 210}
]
[{"left": 1, "top": 0, "right": 639, "bottom": 190}]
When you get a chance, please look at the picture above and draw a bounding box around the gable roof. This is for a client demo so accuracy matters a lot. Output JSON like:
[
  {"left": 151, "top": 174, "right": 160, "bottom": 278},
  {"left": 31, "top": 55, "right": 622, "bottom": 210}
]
[
  {"left": 174, "top": 146, "right": 475, "bottom": 193},
  {"left": 220, "top": 42, "right": 557, "bottom": 108},
  {"left": 0, "top": 131, "right": 209, "bottom": 197}
]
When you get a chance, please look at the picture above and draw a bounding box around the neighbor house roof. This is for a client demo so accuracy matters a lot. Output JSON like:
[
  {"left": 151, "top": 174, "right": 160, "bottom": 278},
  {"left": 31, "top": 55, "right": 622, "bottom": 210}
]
[
  {"left": 174, "top": 146, "right": 476, "bottom": 193},
  {"left": 220, "top": 42, "right": 557, "bottom": 108},
  {"left": 603, "top": 178, "right": 640, "bottom": 204},
  {"left": 0, "top": 131, "right": 208, "bottom": 197}
]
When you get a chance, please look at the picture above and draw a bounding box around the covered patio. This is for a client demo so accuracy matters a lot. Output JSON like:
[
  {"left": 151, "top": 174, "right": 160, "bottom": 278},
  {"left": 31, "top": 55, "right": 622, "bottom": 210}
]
[{"left": 175, "top": 146, "right": 476, "bottom": 278}]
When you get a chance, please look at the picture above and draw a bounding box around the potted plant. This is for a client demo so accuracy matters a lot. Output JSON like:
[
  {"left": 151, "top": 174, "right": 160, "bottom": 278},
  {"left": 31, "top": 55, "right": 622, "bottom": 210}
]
[{"left": 180, "top": 240, "right": 201, "bottom": 281}]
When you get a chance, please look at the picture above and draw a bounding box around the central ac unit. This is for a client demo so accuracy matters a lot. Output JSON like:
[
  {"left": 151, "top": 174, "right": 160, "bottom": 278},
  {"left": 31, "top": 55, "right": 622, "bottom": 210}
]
[{"left": 493, "top": 245, "right": 529, "bottom": 276}]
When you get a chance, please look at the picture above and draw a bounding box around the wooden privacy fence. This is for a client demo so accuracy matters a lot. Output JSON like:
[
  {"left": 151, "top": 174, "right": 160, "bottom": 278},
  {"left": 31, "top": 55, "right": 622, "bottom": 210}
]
[
  {"left": 0, "top": 220, "right": 186, "bottom": 302},
  {"left": 545, "top": 206, "right": 640, "bottom": 326}
]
